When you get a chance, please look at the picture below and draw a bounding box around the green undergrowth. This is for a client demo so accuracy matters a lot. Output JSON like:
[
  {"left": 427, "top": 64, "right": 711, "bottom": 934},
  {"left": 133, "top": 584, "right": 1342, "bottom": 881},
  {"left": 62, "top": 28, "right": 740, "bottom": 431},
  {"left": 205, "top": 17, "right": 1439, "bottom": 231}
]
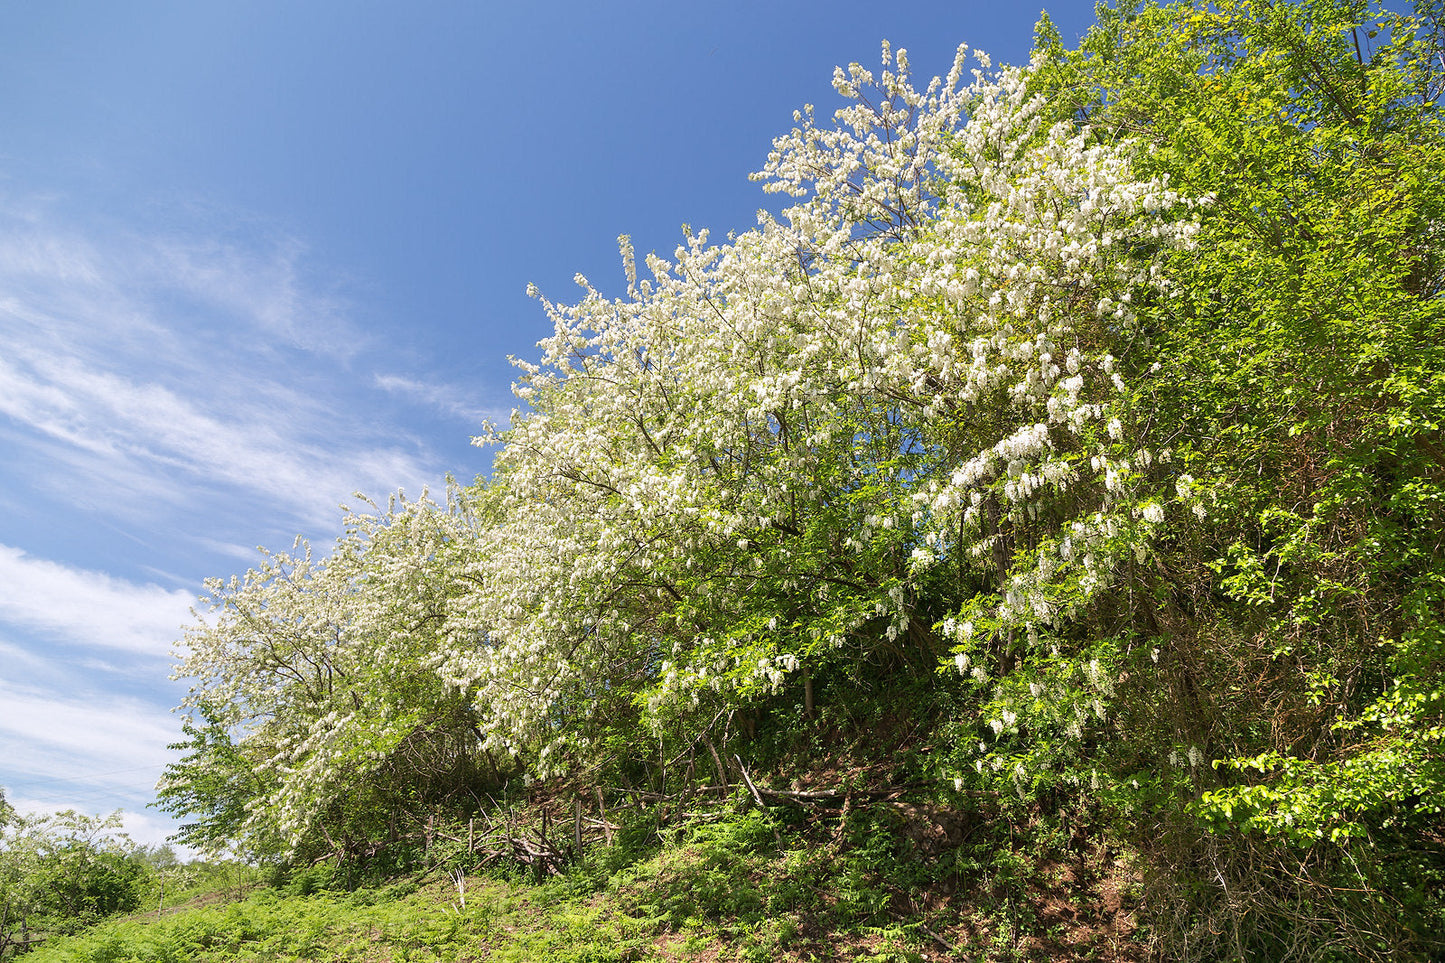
[{"left": 23, "top": 796, "right": 1148, "bottom": 963}]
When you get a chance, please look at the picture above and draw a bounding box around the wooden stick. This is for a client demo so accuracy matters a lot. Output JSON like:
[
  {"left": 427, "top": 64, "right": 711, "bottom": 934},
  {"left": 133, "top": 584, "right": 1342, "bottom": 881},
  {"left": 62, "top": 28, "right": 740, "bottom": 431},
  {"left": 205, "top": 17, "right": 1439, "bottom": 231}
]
[
  {"left": 733, "top": 754, "right": 785, "bottom": 848},
  {"left": 595, "top": 786, "right": 614, "bottom": 846},
  {"left": 574, "top": 793, "right": 584, "bottom": 864}
]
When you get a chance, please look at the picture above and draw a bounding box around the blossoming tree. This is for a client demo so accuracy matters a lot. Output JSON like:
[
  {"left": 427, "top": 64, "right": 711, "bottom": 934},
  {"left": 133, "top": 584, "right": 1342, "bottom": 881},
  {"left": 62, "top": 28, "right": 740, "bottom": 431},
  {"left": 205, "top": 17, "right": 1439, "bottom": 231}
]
[
  {"left": 165, "top": 8, "right": 1445, "bottom": 952},
  {"left": 450, "top": 41, "right": 1200, "bottom": 786}
]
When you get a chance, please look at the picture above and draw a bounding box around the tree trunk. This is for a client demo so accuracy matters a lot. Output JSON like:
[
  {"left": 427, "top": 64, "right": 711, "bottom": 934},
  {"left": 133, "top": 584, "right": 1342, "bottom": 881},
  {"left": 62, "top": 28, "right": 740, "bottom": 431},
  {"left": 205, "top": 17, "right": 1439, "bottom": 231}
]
[{"left": 574, "top": 793, "right": 584, "bottom": 864}]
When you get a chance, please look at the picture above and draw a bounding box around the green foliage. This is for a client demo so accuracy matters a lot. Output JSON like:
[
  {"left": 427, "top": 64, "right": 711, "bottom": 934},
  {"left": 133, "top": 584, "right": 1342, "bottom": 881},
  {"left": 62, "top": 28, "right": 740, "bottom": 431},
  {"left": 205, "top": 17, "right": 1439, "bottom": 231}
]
[
  {"left": 16, "top": 795, "right": 1147, "bottom": 962},
  {"left": 0, "top": 811, "right": 147, "bottom": 957},
  {"left": 23, "top": 871, "right": 651, "bottom": 963},
  {"left": 1023, "top": 0, "right": 1445, "bottom": 955},
  {"left": 153, "top": 704, "right": 265, "bottom": 858}
]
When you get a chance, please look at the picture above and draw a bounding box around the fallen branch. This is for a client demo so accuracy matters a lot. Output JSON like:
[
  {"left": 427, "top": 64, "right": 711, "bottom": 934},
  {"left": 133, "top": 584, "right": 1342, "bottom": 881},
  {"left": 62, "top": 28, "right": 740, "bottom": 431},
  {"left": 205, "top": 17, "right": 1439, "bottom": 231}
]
[{"left": 734, "top": 754, "right": 786, "bottom": 849}]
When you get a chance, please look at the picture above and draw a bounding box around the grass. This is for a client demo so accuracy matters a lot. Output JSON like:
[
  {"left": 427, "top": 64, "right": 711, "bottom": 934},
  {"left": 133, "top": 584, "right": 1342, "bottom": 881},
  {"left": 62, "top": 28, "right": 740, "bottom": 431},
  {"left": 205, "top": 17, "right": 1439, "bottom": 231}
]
[{"left": 21, "top": 798, "right": 1148, "bottom": 963}]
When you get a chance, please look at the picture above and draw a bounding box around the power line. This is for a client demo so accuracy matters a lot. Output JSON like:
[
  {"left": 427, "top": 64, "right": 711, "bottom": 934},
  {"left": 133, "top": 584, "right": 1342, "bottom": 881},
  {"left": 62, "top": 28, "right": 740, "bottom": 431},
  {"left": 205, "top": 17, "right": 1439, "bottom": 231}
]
[{"left": 2, "top": 762, "right": 169, "bottom": 789}]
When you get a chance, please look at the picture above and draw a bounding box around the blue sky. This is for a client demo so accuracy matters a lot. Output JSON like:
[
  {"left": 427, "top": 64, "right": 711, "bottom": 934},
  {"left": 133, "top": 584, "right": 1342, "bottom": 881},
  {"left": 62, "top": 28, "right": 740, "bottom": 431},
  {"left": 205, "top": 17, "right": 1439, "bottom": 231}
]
[{"left": 0, "top": 0, "right": 1102, "bottom": 850}]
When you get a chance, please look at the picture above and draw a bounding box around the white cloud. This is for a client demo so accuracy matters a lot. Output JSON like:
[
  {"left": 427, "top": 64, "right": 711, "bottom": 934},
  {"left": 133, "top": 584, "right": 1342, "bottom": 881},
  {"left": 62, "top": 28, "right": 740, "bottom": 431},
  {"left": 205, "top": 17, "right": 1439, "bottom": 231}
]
[
  {"left": 374, "top": 371, "right": 509, "bottom": 427},
  {"left": 7, "top": 796, "right": 192, "bottom": 856},
  {"left": 0, "top": 188, "right": 496, "bottom": 856},
  {"left": 0, "top": 199, "right": 450, "bottom": 530},
  {"left": 0, "top": 351, "right": 422, "bottom": 525},
  {"left": 148, "top": 232, "right": 363, "bottom": 361},
  {"left": 0, "top": 638, "right": 46, "bottom": 669},
  {"left": 0, "top": 545, "right": 193, "bottom": 656},
  {"left": 0, "top": 680, "right": 178, "bottom": 786}
]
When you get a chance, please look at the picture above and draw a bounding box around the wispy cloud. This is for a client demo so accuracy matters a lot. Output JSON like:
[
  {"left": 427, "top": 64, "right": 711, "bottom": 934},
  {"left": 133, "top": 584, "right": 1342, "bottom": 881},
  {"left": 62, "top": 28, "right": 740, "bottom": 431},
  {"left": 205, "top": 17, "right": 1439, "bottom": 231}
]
[
  {"left": 0, "top": 680, "right": 178, "bottom": 786},
  {"left": 148, "top": 231, "right": 363, "bottom": 361},
  {"left": 0, "top": 349, "right": 430, "bottom": 526},
  {"left": 374, "top": 372, "right": 509, "bottom": 427},
  {"left": 0, "top": 195, "right": 450, "bottom": 531},
  {"left": 0, "top": 544, "right": 193, "bottom": 656}
]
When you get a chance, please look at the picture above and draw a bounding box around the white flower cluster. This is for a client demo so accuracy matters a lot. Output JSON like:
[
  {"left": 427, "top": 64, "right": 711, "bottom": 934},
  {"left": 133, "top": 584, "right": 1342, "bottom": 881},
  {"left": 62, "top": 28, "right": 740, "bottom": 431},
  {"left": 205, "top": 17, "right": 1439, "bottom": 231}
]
[
  {"left": 473, "top": 45, "right": 1195, "bottom": 720},
  {"left": 173, "top": 44, "right": 1202, "bottom": 849},
  {"left": 171, "top": 492, "right": 485, "bottom": 852}
]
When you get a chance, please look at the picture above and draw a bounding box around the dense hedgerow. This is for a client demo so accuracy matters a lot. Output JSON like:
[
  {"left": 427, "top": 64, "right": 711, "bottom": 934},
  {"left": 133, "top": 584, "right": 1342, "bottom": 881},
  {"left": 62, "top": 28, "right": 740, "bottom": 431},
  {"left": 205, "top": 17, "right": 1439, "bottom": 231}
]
[{"left": 162, "top": 2, "right": 1445, "bottom": 958}]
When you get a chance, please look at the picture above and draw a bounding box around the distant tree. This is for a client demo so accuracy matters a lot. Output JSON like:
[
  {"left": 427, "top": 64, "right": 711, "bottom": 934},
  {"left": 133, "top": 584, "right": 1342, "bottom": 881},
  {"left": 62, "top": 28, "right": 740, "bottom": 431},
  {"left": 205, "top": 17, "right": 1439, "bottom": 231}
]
[{"left": 0, "top": 810, "right": 145, "bottom": 954}]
